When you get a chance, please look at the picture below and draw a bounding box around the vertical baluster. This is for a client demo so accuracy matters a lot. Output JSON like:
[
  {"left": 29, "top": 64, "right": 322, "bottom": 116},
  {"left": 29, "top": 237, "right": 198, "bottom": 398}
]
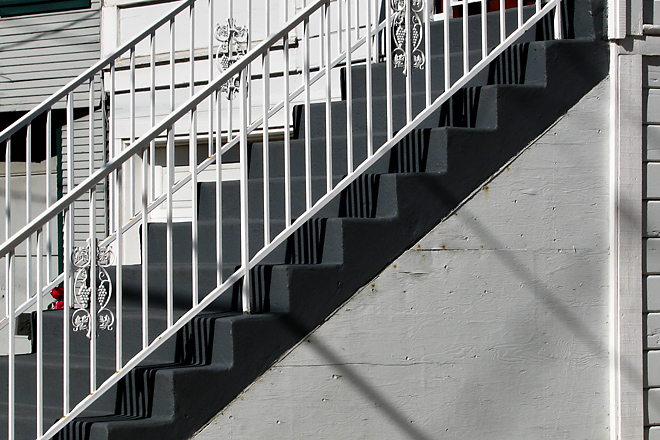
[
  {"left": 145, "top": 33, "right": 154, "bottom": 347},
  {"left": 263, "top": 0, "right": 271, "bottom": 245},
  {"left": 554, "top": 0, "right": 563, "bottom": 39},
  {"left": 130, "top": 47, "right": 137, "bottom": 216},
  {"left": 463, "top": 0, "right": 469, "bottom": 74},
  {"left": 5, "top": 137, "right": 14, "bottom": 440},
  {"left": 339, "top": 0, "right": 344, "bottom": 51},
  {"left": 320, "top": 0, "right": 325, "bottom": 70},
  {"left": 209, "top": 0, "right": 215, "bottom": 158},
  {"left": 171, "top": 17, "right": 177, "bottom": 113},
  {"left": 424, "top": 0, "right": 431, "bottom": 106},
  {"left": 405, "top": 0, "right": 412, "bottom": 123},
  {"left": 110, "top": 61, "right": 123, "bottom": 371},
  {"left": 109, "top": 64, "right": 116, "bottom": 234},
  {"left": 89, "top": 78, "right": 98, "bottom": 392},
  {"left": 6, "top": 247, "right": 14, "bottom": 440},
  {"left": 365, "top": 0, "right": 374, "bottom": 156},
  {"left": 228, "top": 0, "right": 234, "bottom": 142},
  {"left": 304, "top": 14, "right": 312, "bottom": 209},
  {"left": 443, "top": 0, "right": 450, "bottom": 90},
  {"left": 536, "top": 0, "right": 540, "bottom": 12},
  {"left": 25, "top": 125, "right": 32, "bottom": 302},
  {"left": 481, "top": 0, "right": 487, "bottom": 59},
  {"left": 166, "top": 126, "right": 174, "bottom": 327},
  {"left": 346, "top": 0, "right": 354, "bottom": 172},
  {"left": 247, "top": 0, "right": 252, "bottom": 123},
  {"left": 5, "top": 139, "right": 10, "bottom": 310},
  {"left": 64, "top": 91, "right": 74, "bottom": 416},
  {"left": 499, "top": 0, "right": 506, "bottom": 42},
  {"left": 141, "top": 147, "right": 149, "bottom": 349},
  {"left": 324, "top": 2, "right": 333, "bottom": 192},
  {"left": 114, "top": 136, "right": 123, "bottom": 372},
  {"left": 283, "top": 28, "right": 292, "bottom": 227},
  {"left": 355, "top": 0, "right": 360, "bottom": 41},
  {"left": 46, "top": 111, "right": 52, "bottom": 282},
  {"left": 386, "top": 0, "right": 394, "bottom": 138},
  {"left": 167, "top": 16, "right": 176, "bottom": 328},
  {"left": 150, "top": 32, "right": 156, "bottom": 202},
  {"left": 517, "top": 0, "right": 523, "bottom": 27},
  {"left": 190, "top": 2, "right": 199, "bottom": 307},
  {"left": 239, "top": 70, "right": 250, "bottom": 313},
  {"left": 35, "top": 229, "right": 43, "bottom": 437},
  {"left": 216, "top": 91, "right": 223, "bottom": 286},
  {"left": 144, "top": 51, "right": 152, "bottom": 348}
]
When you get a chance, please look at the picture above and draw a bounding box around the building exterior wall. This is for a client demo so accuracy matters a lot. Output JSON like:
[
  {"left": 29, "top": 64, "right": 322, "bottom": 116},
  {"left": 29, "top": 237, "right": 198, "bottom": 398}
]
[
  {"left": 0, "top": 0, "right": 102, "bottom": 112},
  {"left": 193, "top": 78, "right": 611, "bottom": 440},
  {"left": 0, "top": 1, "right": 105, "bottom": 351}
]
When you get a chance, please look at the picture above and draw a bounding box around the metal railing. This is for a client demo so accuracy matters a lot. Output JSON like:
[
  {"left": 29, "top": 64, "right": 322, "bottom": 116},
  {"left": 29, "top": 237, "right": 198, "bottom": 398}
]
[{"left": 0, "top": 0, "right": 562, "bottom": 437}]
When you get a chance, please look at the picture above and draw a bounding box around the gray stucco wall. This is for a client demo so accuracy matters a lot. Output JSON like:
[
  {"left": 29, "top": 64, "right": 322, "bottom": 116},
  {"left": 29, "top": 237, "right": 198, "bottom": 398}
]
[{"left": 193, "top": 79, "right": 611, "bottom": 439}]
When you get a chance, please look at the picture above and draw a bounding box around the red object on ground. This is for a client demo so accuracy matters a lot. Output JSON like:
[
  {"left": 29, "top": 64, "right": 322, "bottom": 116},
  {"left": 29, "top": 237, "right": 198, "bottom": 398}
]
[{"left": 50, "top": 286, "right": 64, "bottom": 301}]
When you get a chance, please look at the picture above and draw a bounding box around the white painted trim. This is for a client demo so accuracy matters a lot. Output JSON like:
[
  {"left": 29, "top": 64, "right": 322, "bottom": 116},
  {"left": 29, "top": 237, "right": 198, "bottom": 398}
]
[
  {"left": 610, "top": 42, "right": 644, "bottom": 440},
  {"left": 100, "top": 4, "right": 119, "bottom": 58},
  {"left": 631, "top": 0, "right": 643, "bottom": 36},
  {"left": 608, "top": 0, "right": 627, "bottom": 39}
]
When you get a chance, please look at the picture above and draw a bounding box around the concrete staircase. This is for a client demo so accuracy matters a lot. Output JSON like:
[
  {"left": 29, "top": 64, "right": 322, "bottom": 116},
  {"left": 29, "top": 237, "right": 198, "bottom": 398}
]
[{"left": 0, "top": 1, "right": 606, "bottom": 438}]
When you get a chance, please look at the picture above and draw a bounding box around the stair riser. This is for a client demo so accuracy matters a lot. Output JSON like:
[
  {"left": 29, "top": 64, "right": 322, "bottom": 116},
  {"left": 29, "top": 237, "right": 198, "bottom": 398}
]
[
  {"left": 294, "top": 84, "right": 501, "bottom": 140},
  {"left": 198, "top": 169, "right": 408, "bottom": 222},
  {"left": 146, "top": 217, "right": 347, "bottom": 265},
  {"left": 247, "top": 128, "right": 449, "bottom": 180},
  {"left": 346, "top": 39, "right": 548, "bottom": 100},
  {"left": 426, "top": 4, "right": 542, "bottom": 54},
  {"left": 38, "top": 310, "right": 178, "bottom": 365}
]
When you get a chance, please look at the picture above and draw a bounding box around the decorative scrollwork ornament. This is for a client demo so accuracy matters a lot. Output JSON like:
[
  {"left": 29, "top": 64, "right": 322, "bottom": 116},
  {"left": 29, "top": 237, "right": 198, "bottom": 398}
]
[
  {"left": 215, "top": 18, "right": 249, "bottom": 100},
  {"left": 391, "top": 0, "right": 425, "bottom": 74},
  {"left": 71, "top": 239, "right": 115, "bottom": 338}
]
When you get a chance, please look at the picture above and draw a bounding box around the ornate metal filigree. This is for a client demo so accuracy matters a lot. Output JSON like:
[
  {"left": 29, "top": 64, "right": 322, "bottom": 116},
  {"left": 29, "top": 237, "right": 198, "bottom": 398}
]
[
  {"left": 391, "top": 0, "right": 425, "bottom": 74},
  {"left": 215, "top": 18, "right": 249, "bottom": 100},
  {"left": 71, "top": 239, "right": 114, "bottom": 338}
]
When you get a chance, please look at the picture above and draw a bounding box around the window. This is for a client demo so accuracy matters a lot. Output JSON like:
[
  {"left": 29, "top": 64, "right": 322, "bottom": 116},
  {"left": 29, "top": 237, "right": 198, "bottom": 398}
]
[{"left": 0, "top": 0, "right": 91, "bottom": 17}]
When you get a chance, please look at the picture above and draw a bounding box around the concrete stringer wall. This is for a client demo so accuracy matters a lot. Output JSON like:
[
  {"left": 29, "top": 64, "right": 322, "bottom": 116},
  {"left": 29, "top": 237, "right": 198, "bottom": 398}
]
[{"left": 193, "top": 78, "right": 612, "bottom": 439}]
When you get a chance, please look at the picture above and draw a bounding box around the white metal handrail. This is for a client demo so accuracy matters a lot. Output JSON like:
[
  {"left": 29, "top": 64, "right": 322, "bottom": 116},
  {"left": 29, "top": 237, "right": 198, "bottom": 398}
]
[{"left": 0, "top": 0, "right": 562, "bottom": 437}]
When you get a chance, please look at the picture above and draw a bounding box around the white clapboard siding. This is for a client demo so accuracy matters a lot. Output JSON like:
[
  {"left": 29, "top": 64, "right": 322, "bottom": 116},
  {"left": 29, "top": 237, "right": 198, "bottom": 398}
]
[
  {"left": 0, "top": 0, "right": 101, "bottom": 112},
  {"left": 1, "top": 0, "right": 107, "bottom": 259}
]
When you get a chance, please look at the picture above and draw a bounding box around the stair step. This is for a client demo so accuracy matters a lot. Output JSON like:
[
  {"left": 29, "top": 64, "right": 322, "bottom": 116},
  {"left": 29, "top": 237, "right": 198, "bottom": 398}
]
[
  {"left": 345, "top": 38, "right": 549, "bottom": 100},
  {"left": 246, "top": 130, "right": 448, "bottom": 180},
  {"left": 198, "top": 172, "right": 403, "bottom": 221}
]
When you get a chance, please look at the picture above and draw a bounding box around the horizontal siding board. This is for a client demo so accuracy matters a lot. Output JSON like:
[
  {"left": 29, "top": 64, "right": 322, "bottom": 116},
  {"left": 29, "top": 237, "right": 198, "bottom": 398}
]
[
  {"left": 0, "top": 42, "right": 98, "bottom": 59},
  {"left": 0, "top": 35, "right": 100, "bottom": 51},
  {"left": 0, "top": 51, "right": 99, "bottom": 68},
  {"left": 0, "top": 65, "right": 100, "bottom": 81},
  {"left": 0, "top": 21, "right": 98, "bottom": 37}
]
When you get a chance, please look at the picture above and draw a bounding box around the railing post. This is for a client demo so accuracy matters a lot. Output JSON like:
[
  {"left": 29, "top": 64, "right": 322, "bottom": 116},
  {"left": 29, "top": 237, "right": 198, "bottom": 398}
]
[{"left": 239, "top": 68, "right": 251, "bottom": 313}]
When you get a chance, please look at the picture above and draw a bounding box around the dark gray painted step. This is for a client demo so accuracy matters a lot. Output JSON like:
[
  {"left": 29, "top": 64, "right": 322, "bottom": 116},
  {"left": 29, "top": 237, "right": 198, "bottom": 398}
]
[
  {"left": 198, "top": 172, "right": 402, "bottom": 221},
  {"left": 345, "top": 39, "right": 548, "bottom": 100}
]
